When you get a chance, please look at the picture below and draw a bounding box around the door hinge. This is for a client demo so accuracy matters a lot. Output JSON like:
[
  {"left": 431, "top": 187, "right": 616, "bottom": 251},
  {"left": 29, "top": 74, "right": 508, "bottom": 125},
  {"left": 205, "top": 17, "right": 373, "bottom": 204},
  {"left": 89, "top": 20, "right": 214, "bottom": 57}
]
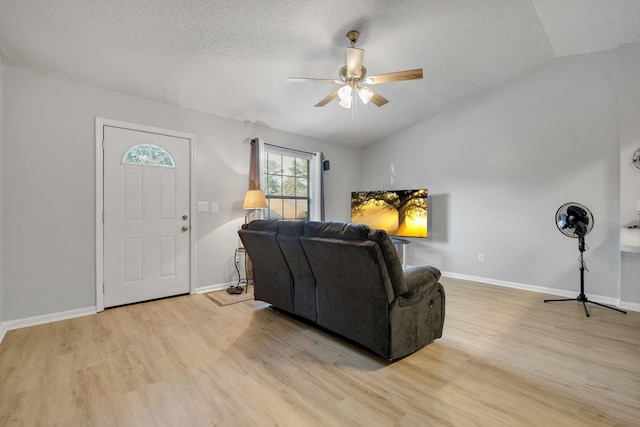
[{"left": 102, "top": 210, "right": 104, "bottom": 223}]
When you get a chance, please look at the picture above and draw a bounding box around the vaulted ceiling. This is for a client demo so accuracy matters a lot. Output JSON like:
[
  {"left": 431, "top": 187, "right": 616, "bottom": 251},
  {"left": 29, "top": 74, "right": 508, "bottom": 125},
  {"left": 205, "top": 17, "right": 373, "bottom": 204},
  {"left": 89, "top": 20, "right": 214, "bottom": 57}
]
[{"left": 1, "top": 0, "right": 639, "bottom": 147}]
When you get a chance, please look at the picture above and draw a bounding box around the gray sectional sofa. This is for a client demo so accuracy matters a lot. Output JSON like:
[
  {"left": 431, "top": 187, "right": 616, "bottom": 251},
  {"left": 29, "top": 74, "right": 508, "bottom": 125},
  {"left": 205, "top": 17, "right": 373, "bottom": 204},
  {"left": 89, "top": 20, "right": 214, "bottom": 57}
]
[{"left": 238, "top": 220, "right": 445, "bottom": 360}]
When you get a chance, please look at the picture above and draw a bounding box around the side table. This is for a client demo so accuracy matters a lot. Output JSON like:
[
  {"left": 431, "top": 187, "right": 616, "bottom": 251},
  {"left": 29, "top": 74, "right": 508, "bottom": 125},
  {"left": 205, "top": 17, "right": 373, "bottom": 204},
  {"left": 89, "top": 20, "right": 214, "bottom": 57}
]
[{"left": 227, "top": 247, "right": 251, "bottom": 294}]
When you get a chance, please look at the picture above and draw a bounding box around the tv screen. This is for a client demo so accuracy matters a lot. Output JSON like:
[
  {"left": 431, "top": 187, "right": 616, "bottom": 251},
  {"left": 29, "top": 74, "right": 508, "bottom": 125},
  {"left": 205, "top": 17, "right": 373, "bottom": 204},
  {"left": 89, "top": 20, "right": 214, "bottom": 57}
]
[{"left": 351, "top": 189, "right": 428, "bottom": 238}]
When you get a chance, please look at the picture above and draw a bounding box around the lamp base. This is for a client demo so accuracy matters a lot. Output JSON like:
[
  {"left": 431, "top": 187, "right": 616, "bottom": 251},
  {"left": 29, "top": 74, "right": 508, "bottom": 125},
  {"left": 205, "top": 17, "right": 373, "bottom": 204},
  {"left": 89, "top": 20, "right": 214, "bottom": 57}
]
[{"left": 226, "top": 285, "right": 245, "bottom": 295}]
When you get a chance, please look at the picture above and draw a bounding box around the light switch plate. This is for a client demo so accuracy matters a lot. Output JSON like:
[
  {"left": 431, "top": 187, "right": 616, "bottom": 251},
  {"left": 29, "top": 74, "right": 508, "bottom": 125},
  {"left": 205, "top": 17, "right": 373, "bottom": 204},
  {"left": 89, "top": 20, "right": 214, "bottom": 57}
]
[
  {"left": 197, "top": 201, "right": 209, "bottom": 212},
  {"left": 211, "top": 202, "right": 219, "bottom": 213}
]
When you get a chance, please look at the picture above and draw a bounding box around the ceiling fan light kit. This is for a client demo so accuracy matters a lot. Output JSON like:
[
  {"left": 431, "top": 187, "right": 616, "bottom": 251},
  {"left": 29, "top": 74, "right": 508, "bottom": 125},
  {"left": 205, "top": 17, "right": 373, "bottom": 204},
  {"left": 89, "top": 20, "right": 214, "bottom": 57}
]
[
  {"left": 287, "top": 30, "right": 423, "bottom": 116},
  {"left": 337, "top": 84, "right": 374, "bottom": 109}
]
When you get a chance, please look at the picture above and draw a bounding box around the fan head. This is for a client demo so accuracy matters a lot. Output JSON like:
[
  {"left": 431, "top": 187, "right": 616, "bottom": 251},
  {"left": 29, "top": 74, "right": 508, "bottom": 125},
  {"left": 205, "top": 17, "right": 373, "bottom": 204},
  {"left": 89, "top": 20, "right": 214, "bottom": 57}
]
[{"left": 556, "top": 202, "right": 593, "bottom": 238}]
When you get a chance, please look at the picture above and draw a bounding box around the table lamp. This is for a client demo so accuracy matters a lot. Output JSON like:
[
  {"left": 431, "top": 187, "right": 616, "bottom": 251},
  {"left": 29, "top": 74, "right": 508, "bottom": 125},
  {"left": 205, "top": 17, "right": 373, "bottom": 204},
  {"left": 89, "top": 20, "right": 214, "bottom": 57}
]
[{"left": 243, "top": 189, "right": 267, "bottom": 223}]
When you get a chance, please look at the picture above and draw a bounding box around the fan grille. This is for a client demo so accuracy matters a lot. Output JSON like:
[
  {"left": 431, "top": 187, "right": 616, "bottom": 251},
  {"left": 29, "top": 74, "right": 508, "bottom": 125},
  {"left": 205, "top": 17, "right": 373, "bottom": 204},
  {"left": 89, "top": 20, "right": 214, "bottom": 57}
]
[{"left": 555, "top": 202, "right": 593, "bottom": 238}]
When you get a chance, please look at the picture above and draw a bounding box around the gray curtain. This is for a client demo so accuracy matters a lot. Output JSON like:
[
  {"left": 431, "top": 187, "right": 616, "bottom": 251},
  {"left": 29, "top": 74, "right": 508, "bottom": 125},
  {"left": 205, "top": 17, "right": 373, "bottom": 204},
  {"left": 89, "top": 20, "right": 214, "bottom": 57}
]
[{"left": 249, "top": 138, "right": 260, "bottom": 190}]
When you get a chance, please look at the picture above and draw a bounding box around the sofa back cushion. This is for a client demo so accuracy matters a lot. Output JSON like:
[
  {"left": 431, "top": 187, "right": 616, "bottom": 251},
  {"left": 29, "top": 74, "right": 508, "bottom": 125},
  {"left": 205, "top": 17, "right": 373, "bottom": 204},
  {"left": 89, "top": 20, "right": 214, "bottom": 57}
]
[
  {"left": 304, "top": 221, "right": 410, "bottom": 297},
  {"left": 300, "top": 234, "right": 392, "bottom": 356},
  {"left": 276, "top": 221, "right": 317, "bottom": 321},
  {"left": 304, "top": 221, "right": 371, "bottom": 240},
  {"left": 367, "top": 229, "right": 412, "bottom": 295},
  {"left": 239, "top": 220, "right": 293, "bottom": 312}
]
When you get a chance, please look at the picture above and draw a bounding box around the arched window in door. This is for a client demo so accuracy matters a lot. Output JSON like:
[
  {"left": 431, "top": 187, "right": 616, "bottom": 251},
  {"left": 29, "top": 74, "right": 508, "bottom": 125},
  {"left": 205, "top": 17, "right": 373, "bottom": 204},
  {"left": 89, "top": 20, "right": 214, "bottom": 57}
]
[{"left": 122, "top": 143, "right": 175, "bottom": 168}]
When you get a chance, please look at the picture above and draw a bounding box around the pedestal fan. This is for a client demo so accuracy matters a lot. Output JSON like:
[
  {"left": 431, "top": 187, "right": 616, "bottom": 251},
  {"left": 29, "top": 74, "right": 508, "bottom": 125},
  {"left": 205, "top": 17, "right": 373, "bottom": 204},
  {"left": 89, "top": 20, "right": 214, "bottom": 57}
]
[{"left": 544, "top": 203, "right": 627, "bottom": 317}]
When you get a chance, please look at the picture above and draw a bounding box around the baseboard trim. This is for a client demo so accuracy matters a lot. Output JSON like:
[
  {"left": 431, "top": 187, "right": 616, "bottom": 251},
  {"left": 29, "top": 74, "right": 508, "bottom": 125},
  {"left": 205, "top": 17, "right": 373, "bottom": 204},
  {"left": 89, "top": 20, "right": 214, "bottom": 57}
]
[
  {"left": 620, "top": 301, "right": 640, "bottom": 312},
  {"left": 1, "top": 275, "right": 635, "bottom": 347},
  {"left": 0, "top": 283, "right": 235, "bottom": 342},
  {"left": 195, "top": 282, "right": 235, "bottom": 294},
  {"left": 2, "top": 306, "right": 97, "bottom": 334},
  {"left": 440, "top": 271, "right": 636, "bottom": 311}
]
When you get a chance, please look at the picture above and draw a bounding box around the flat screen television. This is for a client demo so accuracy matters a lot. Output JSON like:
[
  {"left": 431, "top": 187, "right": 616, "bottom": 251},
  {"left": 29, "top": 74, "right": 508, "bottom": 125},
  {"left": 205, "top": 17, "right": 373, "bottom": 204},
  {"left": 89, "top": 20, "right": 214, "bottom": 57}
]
[{"left": 351, "top": 189, "right": 428, "bottom": 238}]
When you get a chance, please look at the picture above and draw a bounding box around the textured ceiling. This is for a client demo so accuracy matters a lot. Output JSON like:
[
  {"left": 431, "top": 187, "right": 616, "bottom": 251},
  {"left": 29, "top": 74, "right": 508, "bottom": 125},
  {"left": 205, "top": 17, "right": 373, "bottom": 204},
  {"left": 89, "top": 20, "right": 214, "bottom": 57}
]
[{"left": 1, "top": 0, "right": 639, "bottom": 147}]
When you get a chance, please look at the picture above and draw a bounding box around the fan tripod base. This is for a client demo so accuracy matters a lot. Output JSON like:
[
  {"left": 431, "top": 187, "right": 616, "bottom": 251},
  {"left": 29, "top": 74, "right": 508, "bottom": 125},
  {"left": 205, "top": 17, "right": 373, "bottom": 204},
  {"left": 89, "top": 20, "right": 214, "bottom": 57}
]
[
  {"left": 546, "top": 233, "right": 627, "bottom": 317},
  {"left": 544, "top": 293, "right": 627, "bottom": 318}
]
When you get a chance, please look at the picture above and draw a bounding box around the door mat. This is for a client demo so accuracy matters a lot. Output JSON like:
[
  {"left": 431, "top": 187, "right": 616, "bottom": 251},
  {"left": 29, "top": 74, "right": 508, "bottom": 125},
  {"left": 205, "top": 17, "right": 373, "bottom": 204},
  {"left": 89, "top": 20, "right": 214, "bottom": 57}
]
[{"left": 204, "top": 285, "right": 254, "bottom": 306}]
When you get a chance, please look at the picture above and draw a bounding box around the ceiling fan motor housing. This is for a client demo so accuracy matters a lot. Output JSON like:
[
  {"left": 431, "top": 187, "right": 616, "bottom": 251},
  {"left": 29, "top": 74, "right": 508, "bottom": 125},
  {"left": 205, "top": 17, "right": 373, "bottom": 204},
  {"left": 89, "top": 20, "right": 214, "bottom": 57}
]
[
  {"left": 339, "top": 66, "right": 366, "bottom": 83},
  {"left": 346, "top": 30, "right": 359, "bottom": 46}
]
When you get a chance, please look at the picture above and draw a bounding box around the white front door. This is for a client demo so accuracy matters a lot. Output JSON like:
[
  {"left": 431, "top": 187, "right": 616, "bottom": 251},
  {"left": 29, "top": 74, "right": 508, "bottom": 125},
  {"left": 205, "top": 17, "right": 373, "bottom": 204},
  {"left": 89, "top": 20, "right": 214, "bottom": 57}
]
[{"left": 103, "top": 125, "right": 190, "bottom": 307}]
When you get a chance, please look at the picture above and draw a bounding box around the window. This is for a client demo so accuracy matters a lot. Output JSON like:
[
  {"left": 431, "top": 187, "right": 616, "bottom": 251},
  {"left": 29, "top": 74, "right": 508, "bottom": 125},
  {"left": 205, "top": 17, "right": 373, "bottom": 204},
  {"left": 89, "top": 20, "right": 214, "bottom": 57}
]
[
  {"left": 122, "top": 144, "right": 175, "bottom": 168},
  {"left": 258, "top": 141, "right": 322, "bottom": 221}
]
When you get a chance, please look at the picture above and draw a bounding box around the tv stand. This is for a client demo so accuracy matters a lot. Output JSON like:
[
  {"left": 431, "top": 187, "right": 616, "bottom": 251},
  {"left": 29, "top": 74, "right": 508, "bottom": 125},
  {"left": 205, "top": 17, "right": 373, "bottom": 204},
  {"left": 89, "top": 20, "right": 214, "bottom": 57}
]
[{"left": 391, "top": 237, "right": 410, "bottom": 269}]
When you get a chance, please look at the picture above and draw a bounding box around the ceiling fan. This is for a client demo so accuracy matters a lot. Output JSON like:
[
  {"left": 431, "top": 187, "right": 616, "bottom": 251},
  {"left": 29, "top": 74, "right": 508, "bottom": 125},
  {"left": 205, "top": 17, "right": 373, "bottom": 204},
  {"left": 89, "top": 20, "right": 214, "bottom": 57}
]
[{"left": 287, "top": 30, "right": 423, "bottom": 110}]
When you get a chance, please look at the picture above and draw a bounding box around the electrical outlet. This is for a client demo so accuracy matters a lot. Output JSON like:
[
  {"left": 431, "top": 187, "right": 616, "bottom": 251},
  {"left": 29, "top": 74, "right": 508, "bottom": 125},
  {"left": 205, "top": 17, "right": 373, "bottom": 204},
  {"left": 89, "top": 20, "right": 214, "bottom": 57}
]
[
  {"left": 478, "top": 253, "right": 485, "bottom": 262},
  {"left": 197, "top": 201, "right": 209, "bottom": 212}
]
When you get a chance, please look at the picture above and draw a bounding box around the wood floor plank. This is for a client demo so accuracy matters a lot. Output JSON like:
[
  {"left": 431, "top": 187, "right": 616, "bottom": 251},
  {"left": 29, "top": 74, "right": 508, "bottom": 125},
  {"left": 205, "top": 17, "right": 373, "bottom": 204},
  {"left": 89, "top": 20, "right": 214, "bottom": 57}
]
[{"left": 1, "top": 277, "right": 639, "bottom": 426}]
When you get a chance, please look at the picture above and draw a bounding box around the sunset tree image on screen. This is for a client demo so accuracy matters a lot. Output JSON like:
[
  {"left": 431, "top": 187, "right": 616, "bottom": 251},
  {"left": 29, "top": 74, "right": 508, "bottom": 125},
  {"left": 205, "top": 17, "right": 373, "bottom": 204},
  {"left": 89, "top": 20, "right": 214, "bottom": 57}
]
[{"left": 351, "top": 189, "right": 428, "bottom": 238}]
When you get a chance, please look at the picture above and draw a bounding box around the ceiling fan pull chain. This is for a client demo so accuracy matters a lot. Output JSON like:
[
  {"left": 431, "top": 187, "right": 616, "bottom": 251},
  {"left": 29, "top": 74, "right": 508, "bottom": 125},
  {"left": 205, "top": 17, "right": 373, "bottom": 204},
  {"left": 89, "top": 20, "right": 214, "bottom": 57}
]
[{"left": 352, "top": 90, "right": 356, "bottom": 120}]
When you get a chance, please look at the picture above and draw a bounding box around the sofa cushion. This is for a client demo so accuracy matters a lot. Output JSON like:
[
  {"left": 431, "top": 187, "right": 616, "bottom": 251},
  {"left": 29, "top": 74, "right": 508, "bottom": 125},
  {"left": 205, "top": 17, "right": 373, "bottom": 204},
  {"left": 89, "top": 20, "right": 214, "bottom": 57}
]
[
  {"left": 276, "top": 221, "right": 317, "bottom": 322},
  {"left": 239, "top": 222, "right": 294, "bottom": 312},
  {"left": 304, "top": 221, "right": 371, "bottom": 240},
  {"left": 278, "top": 220, "right": 305, "bottom": 235},
  {"left": 244, "top": 219, "right": 281, "bottom": 232},
  {"left": 403, "top": 266, "right": 441, "bottom": 295},
  {"left": 367, "top": 229, "right": 411, "bottom": 295},
  {"left": 300, "top": 236, "right": 392, "bottom": 354},
  {"left": 305, "top": 221, "right": 411, "bottom": 297}
]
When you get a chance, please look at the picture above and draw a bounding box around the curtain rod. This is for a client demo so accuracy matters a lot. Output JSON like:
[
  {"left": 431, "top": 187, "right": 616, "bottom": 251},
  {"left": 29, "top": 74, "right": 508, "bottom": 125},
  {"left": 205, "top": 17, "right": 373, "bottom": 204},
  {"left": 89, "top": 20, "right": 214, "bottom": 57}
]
[{"left": 253, "top": 138, "right": 317, "bottom": 156}]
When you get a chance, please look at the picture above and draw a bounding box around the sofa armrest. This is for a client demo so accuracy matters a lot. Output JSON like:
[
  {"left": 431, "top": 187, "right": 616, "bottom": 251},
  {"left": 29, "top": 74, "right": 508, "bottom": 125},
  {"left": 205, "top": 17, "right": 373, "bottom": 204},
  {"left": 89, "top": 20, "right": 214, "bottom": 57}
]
[
  {"left": 389, "top": 275, "right": 445, "bottom": 359},
  {"left": 403, "top": 266, "right": 440, "bottom": 292}
]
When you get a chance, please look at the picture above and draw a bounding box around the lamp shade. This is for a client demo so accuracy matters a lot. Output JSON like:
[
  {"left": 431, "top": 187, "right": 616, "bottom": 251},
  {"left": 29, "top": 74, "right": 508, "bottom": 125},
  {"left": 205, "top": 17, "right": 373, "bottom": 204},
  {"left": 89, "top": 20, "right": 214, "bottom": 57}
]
[
  {"left": 358, "top": 87, "right": 374, "bottom": 104},
  {"left": 243, "top": 189, "right": 267, "bottom": 209},
  {"left": 339, "top": 96, "right": 352, "bottom": 109},
  {"left": 338, "top": 85, "right": 352, "bottom": 102}
]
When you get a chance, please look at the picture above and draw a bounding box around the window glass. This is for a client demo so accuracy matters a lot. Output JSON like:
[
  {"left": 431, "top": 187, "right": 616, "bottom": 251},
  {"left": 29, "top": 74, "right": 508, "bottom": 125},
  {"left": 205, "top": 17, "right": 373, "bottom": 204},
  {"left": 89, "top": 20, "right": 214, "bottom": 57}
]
[
  {"left": 122, "top": 144, "right": 175, "bottom": 168},
  {"left": 263, "top": 148, "right": 310, "bottom": 221}
]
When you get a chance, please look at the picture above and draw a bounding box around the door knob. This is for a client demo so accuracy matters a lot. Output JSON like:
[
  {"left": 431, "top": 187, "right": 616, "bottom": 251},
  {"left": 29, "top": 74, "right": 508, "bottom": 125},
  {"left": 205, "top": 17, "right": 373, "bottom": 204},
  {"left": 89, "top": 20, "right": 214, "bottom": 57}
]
[{"left": 182, "top": 226, "right": 189, "bottom": 232}]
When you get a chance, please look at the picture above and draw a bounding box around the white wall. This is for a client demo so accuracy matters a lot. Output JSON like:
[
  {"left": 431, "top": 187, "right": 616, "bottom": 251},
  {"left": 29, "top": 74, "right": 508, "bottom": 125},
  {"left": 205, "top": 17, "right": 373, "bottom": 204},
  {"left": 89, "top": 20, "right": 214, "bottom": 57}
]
[
  {"left": 0, "top": 62, "right": 5, "bottom": 332},
  {"left": 362, "top": 46, "right": 636, "bottom": 304},
  {"left": 2, "top": 66, "right": 360, "bottom": 322},
  {"left": 619, "top": 43, "right": 640, "bottom": 305},
  {"left": 619, "top": 44, "right": 640, "bottom": 227}
]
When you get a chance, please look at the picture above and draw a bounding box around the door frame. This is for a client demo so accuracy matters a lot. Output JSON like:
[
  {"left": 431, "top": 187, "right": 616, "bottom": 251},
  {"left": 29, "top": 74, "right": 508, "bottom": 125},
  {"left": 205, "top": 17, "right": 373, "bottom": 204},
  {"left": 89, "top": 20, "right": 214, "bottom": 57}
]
[{"left": 95, "top": 118, "right": 197, "bottom": 312}]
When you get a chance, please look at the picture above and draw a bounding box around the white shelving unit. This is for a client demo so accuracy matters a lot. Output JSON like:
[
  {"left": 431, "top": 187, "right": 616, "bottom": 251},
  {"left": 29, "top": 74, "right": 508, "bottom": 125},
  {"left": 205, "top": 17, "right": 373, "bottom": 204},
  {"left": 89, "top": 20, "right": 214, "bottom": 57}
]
[{"left": 620, "top": 228, "right": 640, "bottom": 253}]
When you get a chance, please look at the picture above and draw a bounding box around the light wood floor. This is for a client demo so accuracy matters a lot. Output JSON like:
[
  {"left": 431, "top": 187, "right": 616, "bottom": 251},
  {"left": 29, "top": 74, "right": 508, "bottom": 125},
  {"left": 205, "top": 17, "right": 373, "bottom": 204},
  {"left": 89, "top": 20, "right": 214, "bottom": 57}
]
[{"left": 1, "top": 277, "right": 639, "bottom": 426}]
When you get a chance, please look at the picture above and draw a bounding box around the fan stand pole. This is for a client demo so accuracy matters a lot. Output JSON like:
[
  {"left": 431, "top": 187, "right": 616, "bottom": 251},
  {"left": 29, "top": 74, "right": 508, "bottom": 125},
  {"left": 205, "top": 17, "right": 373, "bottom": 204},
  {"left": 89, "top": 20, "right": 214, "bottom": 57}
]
[{"left": 543, "top": 236, "right": 627, "bottom": 317}]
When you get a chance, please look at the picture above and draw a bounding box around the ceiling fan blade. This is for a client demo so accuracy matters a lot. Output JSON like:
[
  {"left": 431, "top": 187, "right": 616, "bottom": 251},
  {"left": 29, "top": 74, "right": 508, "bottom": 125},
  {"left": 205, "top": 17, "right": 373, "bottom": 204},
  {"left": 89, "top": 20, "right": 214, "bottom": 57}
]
[
  {"left": 287, "top": 77, "right": 341, "bottom": 84},
  {"left": 366, "top": 87, "right": 389, "bottom": 107},
  {"left": 314, "top": 89, "right": 340, "bottom": 107},
  {"left": 364, "top": 69, "right": 423, "bottom": 85},
  {"left": 346, "top": 47, "right": 364, "bottom": 78}
]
